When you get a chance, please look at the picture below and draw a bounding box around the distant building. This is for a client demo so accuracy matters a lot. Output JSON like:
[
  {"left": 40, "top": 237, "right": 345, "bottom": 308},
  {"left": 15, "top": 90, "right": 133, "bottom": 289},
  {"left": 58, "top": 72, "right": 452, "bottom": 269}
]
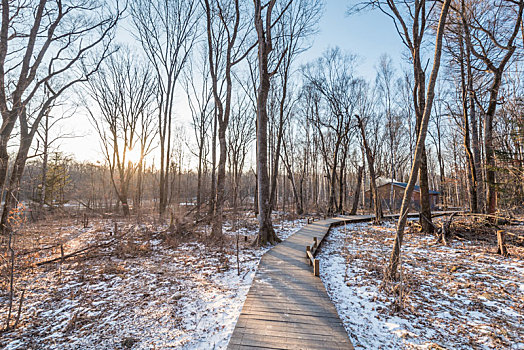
[{"left": 365, "top": 180, "right": 439, "bottom": 211}]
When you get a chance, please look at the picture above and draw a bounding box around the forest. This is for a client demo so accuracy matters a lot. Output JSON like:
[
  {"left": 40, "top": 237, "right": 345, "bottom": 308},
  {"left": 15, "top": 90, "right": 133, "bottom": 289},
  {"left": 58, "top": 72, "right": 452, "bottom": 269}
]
[{"left": 0, "top": 0, "right": 523, "bottom": 349}]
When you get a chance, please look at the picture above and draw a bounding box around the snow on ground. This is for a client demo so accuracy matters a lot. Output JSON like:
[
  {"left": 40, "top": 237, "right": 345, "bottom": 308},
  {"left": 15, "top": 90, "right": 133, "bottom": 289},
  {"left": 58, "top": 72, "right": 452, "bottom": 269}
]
[
  {"left": 0, "top": 216, "right": 305, "bottom": 350},
  {"left": 318, "top": 221, "right": 524, "bottom": 350}
]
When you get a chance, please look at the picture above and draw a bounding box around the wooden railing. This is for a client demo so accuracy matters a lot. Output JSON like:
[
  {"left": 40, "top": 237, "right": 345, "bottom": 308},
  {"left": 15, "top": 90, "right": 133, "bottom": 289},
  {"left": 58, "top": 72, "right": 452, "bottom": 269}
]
[{"left": 306, "top": 237, "right": 320, "bottom": 276}]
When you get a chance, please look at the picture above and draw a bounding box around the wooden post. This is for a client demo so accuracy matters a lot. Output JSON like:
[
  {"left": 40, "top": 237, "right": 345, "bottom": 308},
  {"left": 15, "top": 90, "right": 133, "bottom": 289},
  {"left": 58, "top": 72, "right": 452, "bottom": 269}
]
[
  {"left": 306, "top": 246, "right": 311, "bottom": 265},
  {"left": 313, "top": 259, "right": 319, "bottom": 276},
  {"left": 313, "top": 237, "right": 318, "bottom": 249},
  {"left": 83, "top": 213, "right": 88, "bottom": 228},
  {"left": 497, "top": 230, "right": 509, "bottom": 257}
]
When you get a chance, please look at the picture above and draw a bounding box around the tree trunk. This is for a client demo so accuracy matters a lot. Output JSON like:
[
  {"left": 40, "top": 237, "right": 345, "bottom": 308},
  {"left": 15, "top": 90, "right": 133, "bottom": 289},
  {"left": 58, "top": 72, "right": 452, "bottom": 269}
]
[
  {"left": 269, "top": 80, "right": 287, "bottom": 212},
  {"left": 209, "top": 110, "right": 217, "bottom": 218},
  {"left": 496, "top": 230, "right": 509, "bottom": 257},
  {"left": 328, "top": 147, "right": 339, "bottom": 214},
  {"left": 1, "top": 134, "right": 32, "bottom": 233},
  {"left": 135, "top": 159, "right": 143, "bottom": 210},
  {"left": 357, "top": 117, "right": 382, "bottom": 224},
  {"left": 484, "top": 75, "right": 502, "bottom": 215},
  {"left": 253, "top": 171, "right": 259, "bottom": 215},
  {"left": 465, "top": 35, "right": 483, "bottom": 212},
  {"left": 419, "top": 148, "right": 433, "bottom": 233},
  {"left": 39, "top": 112, "right": 50, "bottom": 211},
  {"left": 196, "top": 142, "right": 203, "bottom": 217},
  {"left": 256, "top": 82, "right": 278, "bottom": 244},
  {"left": 283, "top": 143, "right": 303, "bottom": 215},
  {"left": 459, "top": 33, "right": 478, "bottom": 213},
  {"left": 254, "top": 0, "right": 280, "bottom": 245},
  {"left": 387, "top": 0, "right": 451, "bottom": 280},
  {"left": 338, "top": 147, "right": 347, "bottom": 213},
  {"left": 0, "top": 112, "right": 19, "bottom": 205},
  {"left": 350, "top": 166, "right": 363, "bottom": 215}
]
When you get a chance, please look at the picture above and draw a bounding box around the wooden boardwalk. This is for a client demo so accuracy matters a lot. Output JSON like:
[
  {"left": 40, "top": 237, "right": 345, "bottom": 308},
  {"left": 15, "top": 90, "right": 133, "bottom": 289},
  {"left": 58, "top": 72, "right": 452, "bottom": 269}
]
[
  {"left": 228, "top": 212, "right": 457, "bottom": 349},
  {"left": 227, "top": 215, "right": 374, "bottom": 350}
]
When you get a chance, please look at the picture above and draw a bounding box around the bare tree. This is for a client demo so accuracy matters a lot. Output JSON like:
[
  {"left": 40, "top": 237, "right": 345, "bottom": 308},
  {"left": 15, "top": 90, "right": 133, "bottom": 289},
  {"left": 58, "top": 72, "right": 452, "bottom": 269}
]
[
  {"left": 376, "top": 54, "right": 402, "bottom": 212},
  {"left": 267, "top": 0, "right": 323, "bottom": 214},
  {"left": 350, "top": 164, "right": 364, "bottom": 215},
  {"left": 204, "top": 0, "right": 253, "bottom": 237},
  {"left": 133, "top": 97, "right": 157, "bottom": 210},
  {"left": 0, "top": 0, "right": 120, "bottom": 233},
  {"left": 428, "top": 83, "right": 449, "bottom": 209},
  {"left": 381, "top": 0, "right": 452, "bottom": 279},
  {"left": 253, "top": 0, "right": 295, "bottom": 245},
  {"left": 353, "top": 0, "right": 444, "bottom": 233},
  {"left": 85, "top": 49, "right": 156, "bottom": 216},
  {"left": 35, "top": 100, "right": 77, "bottom": 213},
  {"left": 184, "top": 51, "right": 213, "bottom": 217},
  {"left": 281, "top": 122, "right": 305, "bottom": 214},
  {"left": 227, "top": 94, "right": 255, "bottom": 210},
  {"left": 130, "top": 0, "right": 200, "bottom": 216},
  {"left": 302, "top": 48, "right": 358, "bottom": 214},
  {"left": 355, "top": 80, "right": 383, "bottom": 223},
  {"left": 458, "top": 0, "right": 524, "bottom": 214}
]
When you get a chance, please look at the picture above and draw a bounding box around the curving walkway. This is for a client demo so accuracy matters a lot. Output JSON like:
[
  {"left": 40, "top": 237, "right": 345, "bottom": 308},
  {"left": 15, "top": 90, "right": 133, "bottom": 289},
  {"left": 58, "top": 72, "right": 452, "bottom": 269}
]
[
  {"left": 227, "top": 212, "right": 458, "bottom": 349},
  {"left": 227, "top": 216, "right": 372, "bottom": 350}
]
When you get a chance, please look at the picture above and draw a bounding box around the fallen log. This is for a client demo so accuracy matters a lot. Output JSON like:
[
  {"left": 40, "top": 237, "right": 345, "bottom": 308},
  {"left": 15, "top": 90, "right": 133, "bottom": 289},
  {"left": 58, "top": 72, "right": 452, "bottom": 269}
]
[
  {"left": 32, "top": 226, "right": 134, "bottom": 267},
  {"left": 34, "top": 239, "right": 117, "bottom": 266}
]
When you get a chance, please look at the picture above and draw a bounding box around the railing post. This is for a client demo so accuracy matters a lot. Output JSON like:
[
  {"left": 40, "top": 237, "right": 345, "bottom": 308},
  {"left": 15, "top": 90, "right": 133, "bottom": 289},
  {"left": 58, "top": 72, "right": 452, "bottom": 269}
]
[
  {"left": 314, "top": 259, "right": 319, "bottom": 276},
  {"left": 306, "top": 246, "right": 311, "bottom": 264}
]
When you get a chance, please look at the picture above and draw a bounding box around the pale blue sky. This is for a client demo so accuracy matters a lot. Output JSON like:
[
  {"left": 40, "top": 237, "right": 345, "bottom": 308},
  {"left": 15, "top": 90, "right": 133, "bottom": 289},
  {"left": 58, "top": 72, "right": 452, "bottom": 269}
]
[{"left": 300, "top": 0, "right": 406, "bottom": 78}]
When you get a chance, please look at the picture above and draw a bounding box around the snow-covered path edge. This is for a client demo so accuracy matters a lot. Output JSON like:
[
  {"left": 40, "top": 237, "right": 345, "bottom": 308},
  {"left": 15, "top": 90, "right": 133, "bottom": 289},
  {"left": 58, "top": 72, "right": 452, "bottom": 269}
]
[{"left": 317, "top": 222, "right": 407, "bottom": 349}]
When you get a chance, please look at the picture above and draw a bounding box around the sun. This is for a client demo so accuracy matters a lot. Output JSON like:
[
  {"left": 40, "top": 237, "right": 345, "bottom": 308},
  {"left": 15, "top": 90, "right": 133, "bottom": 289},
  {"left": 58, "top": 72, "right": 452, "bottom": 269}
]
[{"left": 126, "top": 145, "right": 142, "bottom": 165}]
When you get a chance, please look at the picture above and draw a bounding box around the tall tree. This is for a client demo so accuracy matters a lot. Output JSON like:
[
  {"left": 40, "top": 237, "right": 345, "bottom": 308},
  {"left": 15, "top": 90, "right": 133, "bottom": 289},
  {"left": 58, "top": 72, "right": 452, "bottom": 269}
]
[
  {"left": 376, "top": 54, "right": 401, "bottom": 212},
  {"left": 130, "top": 0, "right": 199, "bottom": 216},
  {"left": 354, "top": 0, "right": 442, "bottom": 233},
  {"left": 459, "top": 0, "right": 524, "bottom": 214},
  {"left": 267, "top": 0, "right": 323, "bottom": 213},
  {"left": 379, "top": 0, "right": 453, "bottom": 279},
  {"left": 204, "top": 0, "right": 252, "bottom": 237},
  {"left": 355, "top": 80, "right": 383, "bottom": 224},
  {"left": 227, "top": 94, "right": 255, "bottom": 210},
  {"left": 302, "top": 48, "right": 358, "bottom": 214},
  {"left": 184, "top": 51, "right": 213, "bottom": 218},
  {"left": 253, "top": 0, "right": 293, "bottom": 245}
]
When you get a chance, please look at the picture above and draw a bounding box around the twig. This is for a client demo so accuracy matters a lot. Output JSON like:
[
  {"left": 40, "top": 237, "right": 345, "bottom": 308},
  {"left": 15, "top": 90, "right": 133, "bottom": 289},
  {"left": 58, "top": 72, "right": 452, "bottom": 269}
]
[{"left": 13, "top": 289, "right": 25, "bottom": 329}]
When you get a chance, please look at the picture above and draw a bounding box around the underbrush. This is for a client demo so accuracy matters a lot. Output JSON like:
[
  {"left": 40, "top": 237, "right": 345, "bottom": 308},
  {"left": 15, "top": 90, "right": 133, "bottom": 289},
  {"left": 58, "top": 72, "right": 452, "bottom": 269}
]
[{"left": 0, "top": 210, "right": 305, "bottom": 349}]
